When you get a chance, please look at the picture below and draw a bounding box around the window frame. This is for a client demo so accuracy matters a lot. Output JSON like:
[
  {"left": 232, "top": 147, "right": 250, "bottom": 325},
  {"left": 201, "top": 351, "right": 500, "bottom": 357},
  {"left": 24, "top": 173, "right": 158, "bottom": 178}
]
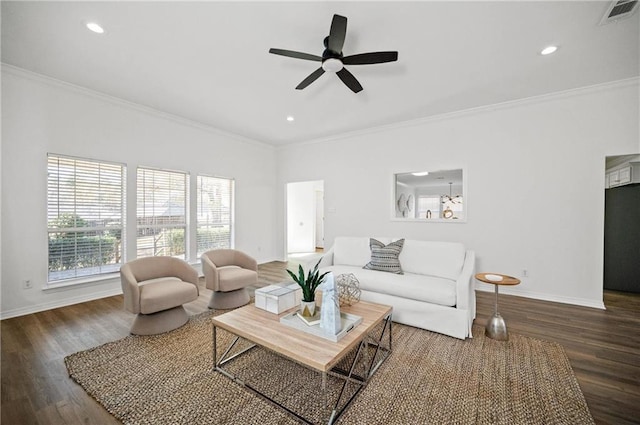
[
  {"left": 136, "top": 166, "right": 190, "bottom": 260},
  {"left": 46, "top": 153, "right": 126, "bottom": 286},
  {"left": 195, "top": 174, "right": 235, "bottom": 257}
]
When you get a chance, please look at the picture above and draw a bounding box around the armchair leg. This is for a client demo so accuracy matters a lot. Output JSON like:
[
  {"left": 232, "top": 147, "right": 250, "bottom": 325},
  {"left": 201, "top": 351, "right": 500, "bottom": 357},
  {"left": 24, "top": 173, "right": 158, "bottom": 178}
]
[
  {"left": 209, "top": 288, "right": 250, "bottom": 310},
  {"left": 130, "top": 306, "right": 189, "bottom": 335}
]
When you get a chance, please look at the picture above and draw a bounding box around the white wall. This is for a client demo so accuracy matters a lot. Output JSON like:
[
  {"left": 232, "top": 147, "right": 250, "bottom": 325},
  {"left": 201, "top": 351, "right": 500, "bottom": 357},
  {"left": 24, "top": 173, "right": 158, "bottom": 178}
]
[
  {"left": 276, "top": 79, "right": 640, "bottom": 309},
  {"left": 1, "top": 67, "right": 279, "bottom": 318}
]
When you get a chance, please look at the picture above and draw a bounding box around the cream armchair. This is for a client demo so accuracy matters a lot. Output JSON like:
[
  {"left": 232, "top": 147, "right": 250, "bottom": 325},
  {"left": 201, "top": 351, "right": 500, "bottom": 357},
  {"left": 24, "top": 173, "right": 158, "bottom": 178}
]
[
  {"left": 120, "top": 256, "right": 199, "bottom": 335},
  {"left": 201, "top": 249, "right": 257, "bottom": 309}
]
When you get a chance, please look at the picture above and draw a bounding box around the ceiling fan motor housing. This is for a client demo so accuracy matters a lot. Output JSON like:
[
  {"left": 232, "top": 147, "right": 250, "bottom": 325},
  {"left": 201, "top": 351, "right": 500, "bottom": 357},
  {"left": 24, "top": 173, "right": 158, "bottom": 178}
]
[{"left": 321, "top": 36, "right": 345, "bottom": 73}]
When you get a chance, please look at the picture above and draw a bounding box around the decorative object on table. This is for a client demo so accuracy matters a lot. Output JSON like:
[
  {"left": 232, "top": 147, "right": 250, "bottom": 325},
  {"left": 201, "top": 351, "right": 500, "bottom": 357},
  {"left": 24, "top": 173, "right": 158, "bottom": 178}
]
[
  {"left": 407, "top": 194, "right": 414, "bottom": 211},
  {"left": 320, "top": 273, "right": 341, "bottom": 335},
  {"left": 363, "top": 238, "right": 405, "bottom": 274},
  {"left": 336, "top": 273, "right": 361, "bottom": 306},
  {"left": 280, "top": 310, "right": 363, "bottom": 342},
  {"left": 475, "top": 272, "right": 521, "bottom": 341},
  {"left": 296, "top": 310, "right": 321, "bottom": 326},
  {"left": 255, "top": 283, "right": 302, "bottom": 314},
  {"left": 286, "top": 258, "right": 330, "bottom": 317}
]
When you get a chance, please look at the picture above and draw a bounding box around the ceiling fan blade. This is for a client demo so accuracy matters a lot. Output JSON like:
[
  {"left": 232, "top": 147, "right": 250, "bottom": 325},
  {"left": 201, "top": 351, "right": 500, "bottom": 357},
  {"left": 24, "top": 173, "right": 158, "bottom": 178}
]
[
  {"left": 296, "top": 67, "right": 325, "bottom": 90},
  {"left": 343, "top": 51, "right": 398, "bottom": 65},
  {"left": 328, "top": 14, "right": 347, "bottom": 53},
  {"left": 269, "top": 48, "right": 322, "bottom": 62},
  {"left": 336, "top": 68, "right": 363, "bottom": 93}
]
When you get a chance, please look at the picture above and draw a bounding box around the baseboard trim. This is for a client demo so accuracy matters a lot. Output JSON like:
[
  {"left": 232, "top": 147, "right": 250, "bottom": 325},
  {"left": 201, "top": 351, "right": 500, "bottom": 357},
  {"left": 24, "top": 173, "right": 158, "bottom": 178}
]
[
  {"left": 0, "top": 287, "right": 124, "bottom": 320},
  {"left": 475, "top": 284, "right": 606, "bottom": 310}
]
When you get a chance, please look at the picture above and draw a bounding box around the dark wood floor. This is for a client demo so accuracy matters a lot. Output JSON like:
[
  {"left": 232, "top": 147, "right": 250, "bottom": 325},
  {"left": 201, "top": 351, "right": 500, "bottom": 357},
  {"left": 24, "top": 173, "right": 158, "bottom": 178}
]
[{"left": 2, "top": 261, "right": 639, "bottom": 424}]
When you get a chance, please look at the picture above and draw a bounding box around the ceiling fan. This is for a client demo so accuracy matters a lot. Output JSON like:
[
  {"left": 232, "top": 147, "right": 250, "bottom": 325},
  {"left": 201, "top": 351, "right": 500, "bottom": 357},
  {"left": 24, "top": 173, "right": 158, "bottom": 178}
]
[{"left": 269, "top": 14, "right": 398, "bottom": 93}]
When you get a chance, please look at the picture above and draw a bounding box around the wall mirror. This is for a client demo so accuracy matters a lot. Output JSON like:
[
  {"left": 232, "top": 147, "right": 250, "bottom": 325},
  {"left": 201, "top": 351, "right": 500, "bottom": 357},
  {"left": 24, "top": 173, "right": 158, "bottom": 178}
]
[{"left": 393, "top": 169, "right": 465, "bottom": 222}]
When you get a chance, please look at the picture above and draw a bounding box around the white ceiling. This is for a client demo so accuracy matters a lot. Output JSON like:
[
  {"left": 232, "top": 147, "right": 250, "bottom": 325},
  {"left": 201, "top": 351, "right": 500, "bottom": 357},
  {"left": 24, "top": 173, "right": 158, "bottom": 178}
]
[{"left": 2, "top": 1, "right": 638, "bottom": 146}]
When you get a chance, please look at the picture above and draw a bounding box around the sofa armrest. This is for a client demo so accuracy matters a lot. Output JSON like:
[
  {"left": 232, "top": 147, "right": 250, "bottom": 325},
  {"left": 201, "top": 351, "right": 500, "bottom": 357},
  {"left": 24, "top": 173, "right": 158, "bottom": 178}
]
[
  {"left": 120, "top": 265, "right": 141, "bottom": 314},
  {"left": 172, "top": 259, "right": 199, "bottom": 293},
  {"left": 201, "top": 254, "right": 220, "bottom": 292},
  {"left": 318, "top": 246, "right": 335, "bottom": 268},
  {"left": 455, "top": 250, "right": 476, "bottom": 311},
  {"left": 234, "top": 251, "right": 258, "bottom": 272}
]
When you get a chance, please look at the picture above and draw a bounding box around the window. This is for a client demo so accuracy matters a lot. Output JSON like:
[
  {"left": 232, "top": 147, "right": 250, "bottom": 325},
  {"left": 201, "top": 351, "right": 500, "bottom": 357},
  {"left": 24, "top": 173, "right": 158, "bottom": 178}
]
[
  {"left": 196, "top": 175, "right": 234, "bottom": 256},
  {"left": 137, "top": 167, "right": 188, "bottom": 258},
  {"left": 47, "top": 155, "right": 125, "bottom": 283},
  {"left": 417, "top": 196, "right": 440, "bottom": 219}
]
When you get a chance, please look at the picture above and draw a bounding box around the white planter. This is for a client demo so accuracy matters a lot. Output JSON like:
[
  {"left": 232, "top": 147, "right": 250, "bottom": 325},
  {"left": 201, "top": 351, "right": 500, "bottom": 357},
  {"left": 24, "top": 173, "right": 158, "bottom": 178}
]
[{"left": 300, "top": 300, "right": 317, "bottom": 317}]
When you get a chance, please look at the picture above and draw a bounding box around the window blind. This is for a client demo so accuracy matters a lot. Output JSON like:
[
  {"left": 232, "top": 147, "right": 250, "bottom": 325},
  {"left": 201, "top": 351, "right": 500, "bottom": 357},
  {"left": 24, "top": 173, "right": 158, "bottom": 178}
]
[
  {"left": 136, "top": 167, "right": 188, "bottom": 258},
  {"left": 47, "top": 155, "right": 125, "bottom": 282},
  {"left": 196, "top": 175, "right": 234, "bottom": 256}
]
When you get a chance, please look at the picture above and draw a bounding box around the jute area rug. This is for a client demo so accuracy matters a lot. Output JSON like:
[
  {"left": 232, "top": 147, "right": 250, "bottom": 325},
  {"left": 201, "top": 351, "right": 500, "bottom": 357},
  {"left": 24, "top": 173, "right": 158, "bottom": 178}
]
[{"left": 65, "top": 310, "right": 594, "bottom": 425}]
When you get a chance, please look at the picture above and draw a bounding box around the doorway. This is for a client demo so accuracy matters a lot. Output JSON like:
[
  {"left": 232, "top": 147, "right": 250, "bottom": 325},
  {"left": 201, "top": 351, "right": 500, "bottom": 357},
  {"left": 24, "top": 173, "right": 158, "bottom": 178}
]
[
  {"left": 286, "top": 180, "right": 324, "bottom": 267},
  {"left": 604, "top": 154, "right": 640, "bottom": 293}
]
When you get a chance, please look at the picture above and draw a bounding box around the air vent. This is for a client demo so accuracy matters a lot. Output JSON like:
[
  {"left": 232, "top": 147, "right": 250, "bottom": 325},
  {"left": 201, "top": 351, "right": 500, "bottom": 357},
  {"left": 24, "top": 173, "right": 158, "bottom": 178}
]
[{"left": 600, "top": 0, "right": 638, "bottom": 25}]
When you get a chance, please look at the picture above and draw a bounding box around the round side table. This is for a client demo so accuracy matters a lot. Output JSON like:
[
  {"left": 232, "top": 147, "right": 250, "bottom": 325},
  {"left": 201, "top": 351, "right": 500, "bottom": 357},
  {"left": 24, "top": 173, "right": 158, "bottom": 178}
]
[{"left": 475, "top": 273, "right": 520, "bottom": 341}]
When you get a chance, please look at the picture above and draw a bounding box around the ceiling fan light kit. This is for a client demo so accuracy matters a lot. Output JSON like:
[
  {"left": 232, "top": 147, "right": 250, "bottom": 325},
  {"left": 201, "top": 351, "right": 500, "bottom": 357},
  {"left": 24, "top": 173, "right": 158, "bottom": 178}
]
[
  {"left": 322, "top": 58, "right": 343, "bottom": 73},
  {"left": 269, "top": 14, "right": 398, "bottom": 93}
]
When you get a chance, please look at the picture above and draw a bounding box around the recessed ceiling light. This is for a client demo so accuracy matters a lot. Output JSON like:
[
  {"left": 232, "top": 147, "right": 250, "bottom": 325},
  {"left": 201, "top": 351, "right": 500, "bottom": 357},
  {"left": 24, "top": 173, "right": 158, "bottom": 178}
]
[
  {"left": 86, "top": 22, "right": 105, "bottom": 34},
  {"left": 286, "top": 116, "right": 295, "bottom": 122},
  {"left": 411, "top": 172, "right": 429, "bottom": 177},
  {"left": 540, "top": 45, "right": 558, "bottom": 55}
]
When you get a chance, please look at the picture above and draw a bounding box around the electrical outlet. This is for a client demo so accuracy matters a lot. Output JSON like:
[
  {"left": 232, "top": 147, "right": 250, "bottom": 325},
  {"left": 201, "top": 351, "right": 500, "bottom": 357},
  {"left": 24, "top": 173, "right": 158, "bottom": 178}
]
[
  {"left": 23, "top": 279, "right": 33, "bottom": 289},
  {"left": 522, "top": 269, "right": 529, "bottom": 278}
]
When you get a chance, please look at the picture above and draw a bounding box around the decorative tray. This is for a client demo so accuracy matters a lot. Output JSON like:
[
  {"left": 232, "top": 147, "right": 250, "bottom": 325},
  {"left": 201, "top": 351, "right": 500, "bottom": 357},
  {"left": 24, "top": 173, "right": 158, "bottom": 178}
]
[{"left": 280, "top": 310, "right": 363, "bottom": 342}]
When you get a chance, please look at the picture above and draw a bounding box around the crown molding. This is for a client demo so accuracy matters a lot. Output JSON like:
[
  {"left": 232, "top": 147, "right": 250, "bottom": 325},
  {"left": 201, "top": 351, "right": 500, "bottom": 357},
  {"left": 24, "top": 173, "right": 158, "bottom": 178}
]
[
  {"left": 1, "top": 63, "right": 274, "bottom": 151},
  {"left": 4, "top": 63, "right": 636, "bottom": 152},
  {"left": 282, "top": 76, "right": 640, "bottom": 150}
]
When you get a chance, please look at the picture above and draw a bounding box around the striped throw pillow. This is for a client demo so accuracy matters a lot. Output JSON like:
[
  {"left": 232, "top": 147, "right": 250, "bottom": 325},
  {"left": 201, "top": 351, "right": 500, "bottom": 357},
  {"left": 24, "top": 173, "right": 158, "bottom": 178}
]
[{"left": 363, "top": 238, "right": 404, "bottom": 274}]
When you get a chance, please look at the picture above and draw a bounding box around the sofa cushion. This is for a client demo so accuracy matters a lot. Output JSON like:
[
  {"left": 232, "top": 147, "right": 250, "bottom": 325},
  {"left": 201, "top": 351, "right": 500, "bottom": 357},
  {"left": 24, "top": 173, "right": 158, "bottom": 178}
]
[
  {"left": 323, "top": 265, "right": 456, "bottom": 307},
  {"left": 218, "top": 266, "right": 258, "bottom": 292},
  {"left": 363, "top": 238, "right": 404, "bottom": 274},
  {"left": 399, "top": 240, "right": 465, "bottom": 280},
  {"left": 333, "top": 236, "right": 391, "bottom": 267},
  {"left": 139, "top": 277, "right": 198, "bottom": 314}
]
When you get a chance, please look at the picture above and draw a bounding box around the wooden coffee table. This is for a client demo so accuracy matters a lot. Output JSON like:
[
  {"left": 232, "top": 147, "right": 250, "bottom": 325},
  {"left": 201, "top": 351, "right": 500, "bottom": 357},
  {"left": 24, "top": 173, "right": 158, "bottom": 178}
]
[{"left": 212, "top": 300, "right": 393, "bottom": 424}]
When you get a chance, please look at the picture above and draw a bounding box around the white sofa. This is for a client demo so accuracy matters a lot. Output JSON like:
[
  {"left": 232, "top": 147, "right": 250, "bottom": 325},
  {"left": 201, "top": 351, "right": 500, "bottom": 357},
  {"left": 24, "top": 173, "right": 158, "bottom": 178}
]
[{"left": 318, "top": 237, "right": 476, "bottom": 339}]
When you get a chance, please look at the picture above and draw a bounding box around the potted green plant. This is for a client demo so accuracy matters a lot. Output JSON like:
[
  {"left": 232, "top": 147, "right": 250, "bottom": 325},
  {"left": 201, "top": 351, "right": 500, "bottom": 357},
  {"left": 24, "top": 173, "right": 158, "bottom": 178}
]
[{"left": 287, "top": 259, "right": 329, "bottom": 317}]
